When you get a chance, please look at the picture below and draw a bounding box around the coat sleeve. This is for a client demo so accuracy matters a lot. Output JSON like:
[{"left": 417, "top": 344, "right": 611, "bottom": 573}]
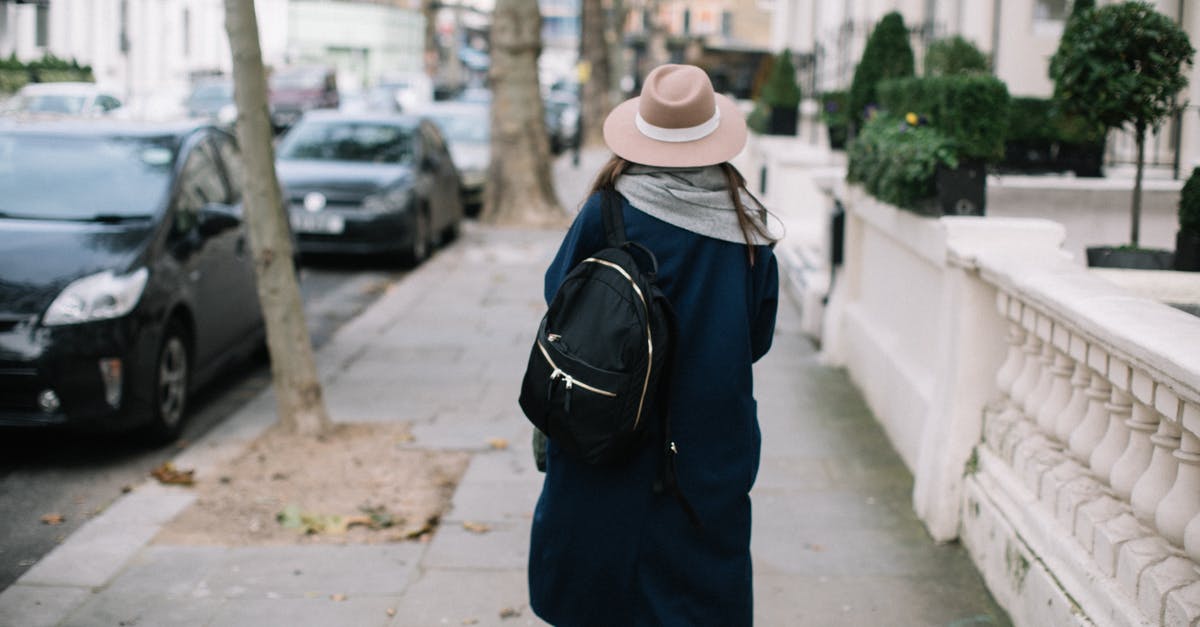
[
  {"left": 544, "top": 191, "right": 607, "bottom": 305},
  {"left": 750, "top": 247, "right": 779, "bottom": 362}
]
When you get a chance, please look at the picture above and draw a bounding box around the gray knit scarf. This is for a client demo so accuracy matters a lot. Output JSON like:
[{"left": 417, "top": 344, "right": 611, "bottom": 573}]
[{"left": 614, "top": 164, "right": 784, "bottom": 245}]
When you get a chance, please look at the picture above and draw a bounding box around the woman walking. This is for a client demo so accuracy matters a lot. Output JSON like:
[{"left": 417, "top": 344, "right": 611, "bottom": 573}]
[{"left": 528, "top": 64, "right": 782, "bottom": 626}]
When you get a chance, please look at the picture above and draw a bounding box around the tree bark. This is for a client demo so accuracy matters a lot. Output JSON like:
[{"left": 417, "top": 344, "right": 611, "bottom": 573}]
[
  {"left": 579, "top": 0, "right": 612, "bottom": 148},
  {"left": 422, "top": 0, "right": 439, "bottom": 80},
  {"left": 482, "top": 0, "right": 565, "bottom": 225},
  {"left": 223, "top": 0, "right": 332, "bottom": 436},
  {"left": 1132, "top": 122, "right": 1145, "bottom": 248}
]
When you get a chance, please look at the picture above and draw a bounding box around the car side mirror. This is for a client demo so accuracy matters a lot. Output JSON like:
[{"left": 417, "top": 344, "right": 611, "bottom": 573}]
[{"left": 197, "top": 202, "right": 241, "bottom": 237}]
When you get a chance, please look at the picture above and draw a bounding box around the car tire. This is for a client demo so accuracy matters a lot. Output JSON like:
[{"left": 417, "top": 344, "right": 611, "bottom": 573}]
[
  {"left": 140, "top": 320, "right": 190, "bottom": 444},
  {"left": 403, "top": 207, "right": 431, "bottom": 267}
]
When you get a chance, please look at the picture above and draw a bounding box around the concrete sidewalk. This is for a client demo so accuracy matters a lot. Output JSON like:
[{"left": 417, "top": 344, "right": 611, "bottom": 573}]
[{"left": 0, "top": 150, "right": 1008, "bottom": 627}]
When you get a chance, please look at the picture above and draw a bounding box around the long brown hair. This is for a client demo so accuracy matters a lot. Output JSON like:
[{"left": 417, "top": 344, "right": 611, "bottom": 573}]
[{"left": 587, "top": 156, "right": 776, "bottom": 265}]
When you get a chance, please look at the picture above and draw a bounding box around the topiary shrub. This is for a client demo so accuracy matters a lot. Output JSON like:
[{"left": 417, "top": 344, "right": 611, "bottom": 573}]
[
  {"left": 924, "top": 36, "right": 988, "bottom": 77},
  {"left": 1183, "top": 168, "right": 1200, "bottom": 235},
  {"left": 1050, "top": 1, "right": 1194, "bottom": 248},
  {"left": 751, "top": 49, "right": 801, "bottom": 135},
  {"left": 820, "top": 90, "right": 849, "bottom": 149},
  {"left": 848, "top": 12, "right": 914, "bottom": 131}
]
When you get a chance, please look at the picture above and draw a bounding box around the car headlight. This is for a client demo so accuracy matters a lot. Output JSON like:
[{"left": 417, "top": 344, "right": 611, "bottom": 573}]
[
  {"left": 461, "top": 168, "right": 486, "bottom": 188},
  {"left": 361, "top": 190, "right": 411, "bottom": 213},
  {"left": 43, "top": 268, "right": 149, "bottom": 326}
]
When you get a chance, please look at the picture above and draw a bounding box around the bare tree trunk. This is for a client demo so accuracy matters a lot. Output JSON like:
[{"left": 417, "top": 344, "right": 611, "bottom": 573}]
[
  {"left": 422, "top": 0, "right": 439, "bottom": 80},
  {"left": 223, "top": 0, "right": 332, "bottom": 436},
  {"left": 1132, "top": 122, "right": 1146, "bottom": 248},
  {"left": 483, "top": 0, "right": 564, "bottom": 225},
  {"left": 645, "top": 0, "right": 669, "bottom": 75},
  {"left": 580, "top": 0, "right": 612, "bottom": 148}
]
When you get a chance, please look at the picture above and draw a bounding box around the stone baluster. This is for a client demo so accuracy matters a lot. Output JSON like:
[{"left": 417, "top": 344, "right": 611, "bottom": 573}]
[
  {"left": 1131, "top": 415, "right": 1182, "bottom": 523},
  {"left": 1007, "top": 311, "right": 1045, "bottom": 421},
  {"left": 996, "top": 327, "right": 1026, "bottom": 400},
  {"left": 1068, "top": 368, "right": 1112, "bottom": 462},
  {"left": 1054, "top": 361, "right": 1093, "bottom": 444},
  {"left": 1024, "top": 341, "right": 1058, "bottom": 422},
  {"left": 1155, "top": 424, "right": 1200, "bottom": 547},
  {"left": 1176, "top": 401, "right": 1200, "bottom": 561},
  {"left": 1036, "top": 351, "right": 1075, "bottom": 435},
  {"left": 1088, "top": 386, "right": 1132, "bottom": 484},
  {"left": 1110, "top": 401, "right": 1160, "bottom": 501}
]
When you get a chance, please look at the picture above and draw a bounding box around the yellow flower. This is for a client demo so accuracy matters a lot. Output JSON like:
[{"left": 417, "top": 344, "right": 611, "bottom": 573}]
[{"left": 905, "top": 112, "right": 919, "bottom": 126}]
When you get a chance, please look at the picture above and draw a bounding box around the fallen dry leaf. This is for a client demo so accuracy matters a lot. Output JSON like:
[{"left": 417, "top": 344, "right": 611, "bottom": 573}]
[
  {"left": 386, "top": 608, "right": 397, "bottom": 617},
  {"left": 151, "top": 462, "right": 195, "bottom": 486},
  {"left": 40, "top": 513, "right": 64, "bottom": 526},
  {"left": 462, "top": 521, "right": 491, "bottom": 534},
  {"left": 462, "top": 619, "right": 479, "bottom": 625},
  {"left": 499, "top": 606, "right": 521, "bottom": 619},
  {"left": 330, "top": 593, "right": 347, "bottom": 602},
  {"left": 486, "top": 437, "right": 509, "bottom": 450},
  {"left": 120, "top": 485, "right": 133, "bottom": 494},
  {"left": 396, "top": 433, "right": 416, "bottom": 444}
]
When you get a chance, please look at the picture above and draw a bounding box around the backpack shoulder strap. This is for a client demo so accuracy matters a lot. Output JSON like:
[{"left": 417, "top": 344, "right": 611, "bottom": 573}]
[{"left": 599, "top": 187, "right": 627, "bottom": 248}]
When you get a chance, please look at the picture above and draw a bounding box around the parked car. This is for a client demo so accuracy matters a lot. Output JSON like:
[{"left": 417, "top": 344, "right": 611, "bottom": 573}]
[
  {"left": 0, "top": 120, "right": 265, "bottom": 442},
  {"left": 268, "top": 66, "right": 338, "bottom": 132},
  {"left": 276, "top": 111, "right": 463, "bottom": 264},
  {"left": 420, "top": 102, "right": 489, "bottom": 217},
  {"left": 544, "top": 90, "right": 580, "bottom": 155},
  {"left": 185, "top": 78, "right": 236, "bottom": 125},
  {"left": 3, "top": 82, "right": 123, "bottom": 118}
]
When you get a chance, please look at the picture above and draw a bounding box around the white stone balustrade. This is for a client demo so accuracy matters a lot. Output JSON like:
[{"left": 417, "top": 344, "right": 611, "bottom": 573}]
[{"left": 824, "top": 187, "right": 1200, "bottom": 626}]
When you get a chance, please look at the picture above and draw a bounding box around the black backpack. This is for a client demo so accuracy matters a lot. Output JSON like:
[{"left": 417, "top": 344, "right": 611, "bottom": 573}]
[{"left": 519, "top": 189, "right": 698, "bottom": 523}]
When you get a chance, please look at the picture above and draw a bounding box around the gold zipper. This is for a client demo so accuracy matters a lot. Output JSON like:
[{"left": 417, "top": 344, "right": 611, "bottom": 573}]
[
  {"left": 582, "top": 257, "right": 653, "bottom": 428},
  {"left": 537, "top": 340, "right": 617, "bottom": 397}
]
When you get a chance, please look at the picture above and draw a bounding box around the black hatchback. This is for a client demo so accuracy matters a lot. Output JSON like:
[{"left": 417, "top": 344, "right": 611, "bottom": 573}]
[{"left": 0, "top": 120, "right": 265, "bottom": 441}]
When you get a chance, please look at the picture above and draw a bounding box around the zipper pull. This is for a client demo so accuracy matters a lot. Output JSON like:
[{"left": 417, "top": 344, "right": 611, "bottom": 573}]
[{"left": 563, "top": 384, "right": 572, "bottom": 414}]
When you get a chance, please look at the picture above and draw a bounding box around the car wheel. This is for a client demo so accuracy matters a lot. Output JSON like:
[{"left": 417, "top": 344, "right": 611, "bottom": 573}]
[
  {"left": 404, "top": 208, "right": 431, "bottom": 267},
  {"left": 141, "top": 321, "right": 190, "bottom": 444}
]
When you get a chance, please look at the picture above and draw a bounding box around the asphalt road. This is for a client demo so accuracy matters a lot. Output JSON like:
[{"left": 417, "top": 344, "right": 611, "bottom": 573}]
[{"left": 0, "top": 258, "right": 405, "bottom": 590}]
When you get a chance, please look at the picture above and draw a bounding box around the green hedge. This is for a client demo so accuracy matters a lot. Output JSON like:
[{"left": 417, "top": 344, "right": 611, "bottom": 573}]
[
  {"left": 1006, "top": 97, "right": 1104, "bottom": 145},
  {"left": 876, "top": 74, "right": 1010, "bottom": 161},
  {"left": 923, "top": 36, "right": 988, "bottom": 77},
  {"left": 0, "top": 53, "right": 93, "bottom": 93},
  {"left": 847, "top": 114, "right": 958, "bottom": 211}
]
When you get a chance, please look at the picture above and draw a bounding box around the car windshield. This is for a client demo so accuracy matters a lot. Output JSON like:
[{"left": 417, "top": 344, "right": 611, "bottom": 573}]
[
  {"left": 0, "top": 134, "right": 177, "bottom": 220},
  {"left": 427, "top": 112, "right": 489, "bottom": 144},
  {"left": 18, "top": 94, "right": 89, "bottom": 115},
  {"left": 277, "top": 121, "right": 414, "bottom": 163},
  {"left": 190, "top": 83, "right": 232, "bottom": 102}
]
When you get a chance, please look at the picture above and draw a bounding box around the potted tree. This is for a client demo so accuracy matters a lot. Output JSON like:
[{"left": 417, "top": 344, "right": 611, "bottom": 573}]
[
  {"left": 1049, "top": 2, "right": 1195, "bottom": 269},
  {"left": 1178, "top": 167, "right": 1200, "bottom": 272},
  {"left": 755, "top": 50, "right": 801, "bottom": 136},
  {"left": 848, "top": 12, "right": 914, "bottom": 135},
  {"left": 820, "top": 90, "right": 849, "bottom": 149}
]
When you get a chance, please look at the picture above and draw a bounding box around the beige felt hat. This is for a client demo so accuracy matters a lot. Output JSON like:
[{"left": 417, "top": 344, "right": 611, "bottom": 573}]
[{"left": 603, "top": 64, "right": 747, "bottom": 168}]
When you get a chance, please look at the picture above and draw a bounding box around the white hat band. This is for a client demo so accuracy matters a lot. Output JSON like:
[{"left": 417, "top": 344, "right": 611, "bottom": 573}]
[{"left": 634, "top": 107, "right": 721, "bottom": 143}]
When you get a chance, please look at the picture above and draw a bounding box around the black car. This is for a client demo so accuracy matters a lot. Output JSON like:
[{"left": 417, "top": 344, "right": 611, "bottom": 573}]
[
  {"left": 277, "top": 111, "right": 463, "bottom": 264},
  {"left": 0, "top": 120, "right": 264, "bottom": 441}
]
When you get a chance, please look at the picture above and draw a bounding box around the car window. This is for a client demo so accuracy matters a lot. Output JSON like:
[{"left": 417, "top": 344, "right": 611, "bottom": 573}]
[
  {"left": 174, "top": 140, "right": 228, "bottom": 233},
  {"left": 212, "top": 135, "right": 244, "bottom": 204},
  {"left": 97, "top": 95, "right": 122, "bottom": 111},
  {"left": 0, "top": 133, "right": 176, "bottom": 220},
  {"left": 427, "top": 111, "right": 489, "bottom": 144},
  {"left": 18, "top": 94, "right": 88, "bottom": 115},
  {"left": 276, "top": 121, "right": 414, "bottom": 163}
]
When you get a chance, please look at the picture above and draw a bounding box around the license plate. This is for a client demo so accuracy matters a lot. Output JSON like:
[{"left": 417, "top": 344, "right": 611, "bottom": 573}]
[{"left": 289, "top": 212, "right": 344, "bottom": 234}]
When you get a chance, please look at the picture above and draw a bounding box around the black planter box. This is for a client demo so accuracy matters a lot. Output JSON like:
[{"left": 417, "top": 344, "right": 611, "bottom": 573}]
[
  {"left": 935, "top": 159, "right": 986, "bottom": 216},
  {"left": 1086, "top": 246, "right": 1175, "bottom": 270},
  {"left": 1176, "top": 230, "right": 1200, "bottom": 272},
  {"left": 767, "top": 107, "right": 798, "bottom": 136},
  {"left": 827, "top": 124, "right": 848, "bottom": 150}
]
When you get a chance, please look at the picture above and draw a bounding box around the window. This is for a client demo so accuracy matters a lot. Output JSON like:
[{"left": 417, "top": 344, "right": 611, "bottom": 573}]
[
  {"left": 174, "top": 140, "right": 228, "bottom": 233},
  {"left": 35, "top": 4, "right": 49, "bottom": 48},
  {"left": 212, "top": 135, "right": 244, "bottom": 204},
  {"left": 1034, "top": 0, "right": 1069, "bottom": 22}
]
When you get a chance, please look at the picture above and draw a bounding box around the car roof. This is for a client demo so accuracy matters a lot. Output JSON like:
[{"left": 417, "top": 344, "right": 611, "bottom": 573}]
[
  {"left": 0, "top": 117, "right": 216, "bottom": 139},
  {"left": 417, "top": 102, "right": 489, "bottom": 116},
  {"left": 296, "top": 110, "right": 424, "bottom": 126},
  {"left": 17, "top": 82, "right": 111, "bottom": 96}
]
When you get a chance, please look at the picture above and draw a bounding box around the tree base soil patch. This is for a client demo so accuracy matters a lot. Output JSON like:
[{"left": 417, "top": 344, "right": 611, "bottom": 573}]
[{"left": 156, "top": 423, "right": 469, "bottom": 546}]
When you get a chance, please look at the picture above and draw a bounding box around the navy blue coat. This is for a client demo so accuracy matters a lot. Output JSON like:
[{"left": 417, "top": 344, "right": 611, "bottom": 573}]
[{"left": 528, "top": 191, "right": 779, "bottom": 627}]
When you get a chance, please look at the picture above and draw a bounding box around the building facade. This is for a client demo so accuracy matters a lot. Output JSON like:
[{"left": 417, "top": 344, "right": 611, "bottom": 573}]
[{"left": 772, "top": 0, "right": 1200, "bottom": 176}]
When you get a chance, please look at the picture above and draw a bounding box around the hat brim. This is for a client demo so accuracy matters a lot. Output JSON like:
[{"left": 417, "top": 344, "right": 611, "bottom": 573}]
[{"left": 602, "top": 92, "right": 747, "bottom": 168}]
